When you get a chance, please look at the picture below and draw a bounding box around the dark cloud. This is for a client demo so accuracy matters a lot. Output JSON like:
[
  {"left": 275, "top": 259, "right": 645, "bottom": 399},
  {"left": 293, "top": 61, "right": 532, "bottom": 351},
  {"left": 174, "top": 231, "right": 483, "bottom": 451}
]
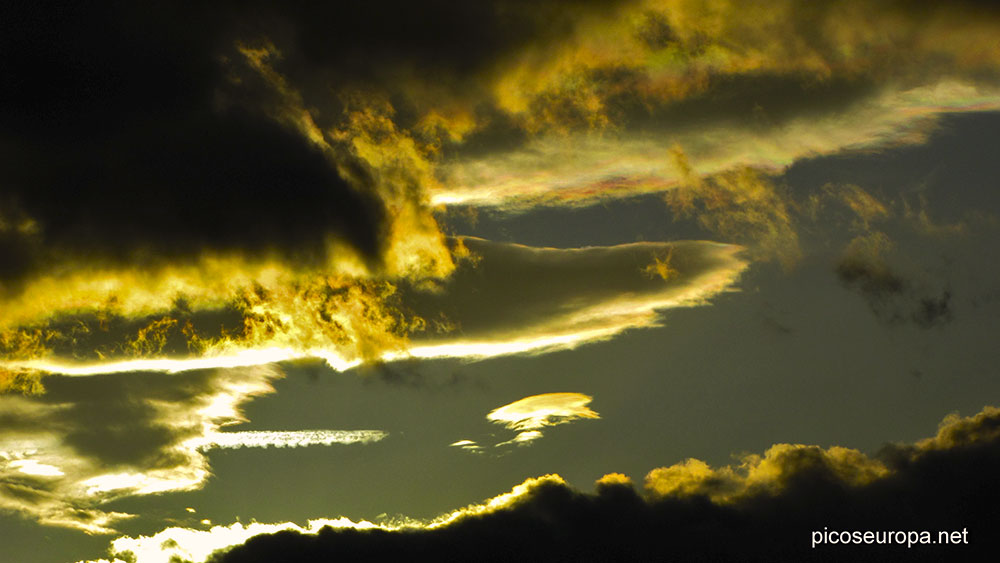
[
  {"left": 15, "top": 370, "right": 218, "bottom": 468},
  {"left": 911, "top": 289, "right": 953, "bottom": 328},
  {"left": 835, "top": 234, "right": 954, "bottom": 328},
  {"left": 402, "top": 237, "right": 745, "bottom": 342},
  {"left": 624, "top": 73, "right": 881, "bottom": 135},
  {"left": 0, "top": 366, "right": 278, "bottom": 531},
  {"left": 835, "top": 247, "right": 906, "bottom": 298},
  {"left": 4, "top": 0, "right": 999, "bottom": 290},
  {"left": 45, "top": 373, "right": 217, "bottom": 468},
  {"left": 836, "top": 264, "right": 954, "bottom": 328},
  {"left": 246, "top": 0, "right": 622, "bottom": 96},
  {"left": 209, "top": 407, "right": 1000, "bottom": 563},
  {"left": 0, "top": 2, "right": 394, "bottom": 285}
]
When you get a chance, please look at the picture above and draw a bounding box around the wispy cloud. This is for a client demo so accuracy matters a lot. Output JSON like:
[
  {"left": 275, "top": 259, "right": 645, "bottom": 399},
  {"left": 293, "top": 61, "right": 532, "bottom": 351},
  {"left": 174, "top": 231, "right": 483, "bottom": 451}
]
[
  {"left": 449, "top": 439, "right": 482, "bottom": 452},
  {"left": 434, "top": 82, "right": 1000, "bottom": 214},
  {"left": 192, "top": 430, "right": 387, "bottom": 450}
]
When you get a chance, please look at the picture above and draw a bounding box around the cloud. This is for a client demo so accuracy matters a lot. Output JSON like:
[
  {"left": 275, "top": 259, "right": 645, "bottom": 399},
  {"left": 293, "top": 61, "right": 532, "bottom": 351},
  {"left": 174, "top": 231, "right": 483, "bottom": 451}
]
[
  {"left": 449, "top": 440, "right": 482, "bottom": 452},
  {"left": 0, "top": 273, "right": 423, "bottom": 380},
  {"left": 0, "top": 366, "right": 385, "bottom": 533},
  {"left": 84, "top": 404, "right": 1000, "bottom": 562},
  {"left": 5, "top": 0, "right": 998, "bottom": 384},
  {"left": 1, "top": 237, "right": 747, "bottom": 379},
  {"left": 78, "top": 518, "right": 383, "bottom": 563},
  {"left": 433, "top": 82, "right": 1000, "bottom": 213},
  {"left": 5, "top": 0, "right": 998, "bottom": 294},
  {"left": 494, "top": 431, "right": 545, "bottom": 447},
  {"left": 666, "top": 151, "right": 801, "bottom": 268},
  {"left": 192, "top": 430, "right": 387, "bottom": 450},
  {"left": 487, "top": 393, "right": 599, "bottom": 435},
  {"left": 835, "top": 232, "right": 954, "bottom": 328},
  {"left": 1, "top": 0, "right": 642, "bottom": 297},
  {"left": 0, "top": 4, "right": 390, "bottom": 284},
  {"left": 454, "top": 392, "right": 601, "bottom": 453},
  {"left": 396, "top": 237, "right": 748, "bottom": 361},
  {"left": 1, "top": 2, "right": 466, "bottom": 383},
  {"left": 478, "top": 0, "right": 1000, "bottom": 135},
  {"left": 427, "top": 0, "right": 1000, "bottom": 221}
]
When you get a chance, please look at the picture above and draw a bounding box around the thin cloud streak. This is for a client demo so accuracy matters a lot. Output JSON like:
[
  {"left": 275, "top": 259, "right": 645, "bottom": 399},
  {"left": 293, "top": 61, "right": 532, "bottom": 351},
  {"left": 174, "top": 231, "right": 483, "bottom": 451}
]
[{"left": 192, "top": 430, "right": 388, "bottom": 450}]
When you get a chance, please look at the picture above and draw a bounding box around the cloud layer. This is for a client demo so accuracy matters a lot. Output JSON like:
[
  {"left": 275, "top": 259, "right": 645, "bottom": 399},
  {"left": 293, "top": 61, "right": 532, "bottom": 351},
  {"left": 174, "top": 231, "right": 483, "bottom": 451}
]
[{"left": 2, "top": 238, "right": 746, "bottom": 383}]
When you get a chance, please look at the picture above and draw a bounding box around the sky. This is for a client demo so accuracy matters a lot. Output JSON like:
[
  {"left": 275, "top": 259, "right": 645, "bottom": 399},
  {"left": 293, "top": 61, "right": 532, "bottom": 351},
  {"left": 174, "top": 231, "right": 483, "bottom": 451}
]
[{"left": 2, "top": 1, "right": 1000, "bottom": 561}]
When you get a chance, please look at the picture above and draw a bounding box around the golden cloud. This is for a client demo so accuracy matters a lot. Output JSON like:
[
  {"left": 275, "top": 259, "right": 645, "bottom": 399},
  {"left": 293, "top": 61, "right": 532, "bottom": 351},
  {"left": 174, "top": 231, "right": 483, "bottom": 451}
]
[
  {"left": 2, "top": 238, "right": 746, "bottom": 383},
  {"left": 487, "top": 392, "right": 600, "bottom": 432}
]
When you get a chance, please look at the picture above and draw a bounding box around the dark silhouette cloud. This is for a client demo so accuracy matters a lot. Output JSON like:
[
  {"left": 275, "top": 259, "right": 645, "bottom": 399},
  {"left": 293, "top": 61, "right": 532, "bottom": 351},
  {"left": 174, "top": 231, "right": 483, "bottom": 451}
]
[{"left": 0, "top": 2, "right": 395, "bottom": 285}]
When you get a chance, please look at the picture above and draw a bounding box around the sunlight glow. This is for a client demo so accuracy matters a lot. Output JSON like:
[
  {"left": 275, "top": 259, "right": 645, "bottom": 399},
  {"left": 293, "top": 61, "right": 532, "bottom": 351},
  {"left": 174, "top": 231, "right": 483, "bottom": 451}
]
[{"left": 8, "top": 459, "right": 64, "bottom": 477}]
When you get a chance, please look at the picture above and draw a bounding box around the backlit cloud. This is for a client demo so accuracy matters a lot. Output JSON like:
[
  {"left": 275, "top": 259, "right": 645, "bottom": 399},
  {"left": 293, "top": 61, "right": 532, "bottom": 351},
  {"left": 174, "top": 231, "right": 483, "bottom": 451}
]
[
  {"left": 6, "top": 0, "right": 998, "bottom": 391},
  {"left": 451, "top": 393, "right": 600, "bottom": 451},
  {"left": 2, "top": 238, "right": 747, "bottom": 381},
  {"left": 398, "top": 238, "right": 748, "bottom": 361},
  {"left": 2, "top": 3, "right": 998, "bottom": 562},
  {"left": 487, "top": 393, "right": 600, "bottom": 432},
  {"left": 433, "top": 81, "right": 1000, "bottom": 214},
  {"left": 0, "top": 366, "right": 385, "bottom": 533}
]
